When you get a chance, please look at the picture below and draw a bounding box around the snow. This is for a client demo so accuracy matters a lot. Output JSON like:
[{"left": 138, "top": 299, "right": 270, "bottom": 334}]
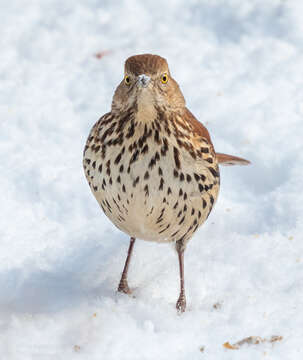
[{"left": 1, "top": 0, "right": 303, "bottom": 358}]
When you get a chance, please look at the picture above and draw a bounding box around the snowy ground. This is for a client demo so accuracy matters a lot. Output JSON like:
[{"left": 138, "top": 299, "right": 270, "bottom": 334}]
[{"left": 1, "top": 0, "right": 303, "bottom": 359}]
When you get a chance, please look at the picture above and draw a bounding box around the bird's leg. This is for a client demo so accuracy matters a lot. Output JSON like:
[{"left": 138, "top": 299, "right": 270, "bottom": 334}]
[
  {"left": 176, "top": 240, "right": 186, "bottom": 312},
  {"left": 118, "top": 237, "right": 136, "bottom": 294}
]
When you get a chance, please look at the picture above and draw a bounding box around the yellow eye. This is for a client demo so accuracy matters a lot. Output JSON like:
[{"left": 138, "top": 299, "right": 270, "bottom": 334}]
[
  {"left": 161, "top": 73, "right": 168, "bottom": 84},
  {"left": 124, "top": 75, "right": 131, "bottom": 85}
]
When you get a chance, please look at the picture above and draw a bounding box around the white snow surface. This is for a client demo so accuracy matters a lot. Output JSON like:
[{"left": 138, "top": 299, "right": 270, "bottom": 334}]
[{"left": 1, "top": 1, "right": 303, "bottom": 359}]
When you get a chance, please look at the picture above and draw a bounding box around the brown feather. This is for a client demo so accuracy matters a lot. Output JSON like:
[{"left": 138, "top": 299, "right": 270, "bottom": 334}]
[
  {"left": 216, "top": 153, "right": 250, "bottom": 166},
  {"left": 183, "top": 109, "right": 250, "bottom": 166},
  {"left": 183, "top": 108, "right": 213, "bottom": 146},
  {"left": 125, "top": 54, "right": 169, "bottom": 76}
]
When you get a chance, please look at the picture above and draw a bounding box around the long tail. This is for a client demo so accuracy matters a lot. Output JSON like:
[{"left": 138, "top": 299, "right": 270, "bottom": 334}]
[{"left": 216, "top": 152, "right": 250, "bottom": 166}]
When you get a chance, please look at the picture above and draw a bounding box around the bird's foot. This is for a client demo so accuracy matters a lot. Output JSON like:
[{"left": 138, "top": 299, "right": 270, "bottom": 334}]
[
  {"left": 176, "top": 294, "right": 186, "bottom": 313},
  {"left": 117, "top": 279, "right": 132, "bottom": 295}
]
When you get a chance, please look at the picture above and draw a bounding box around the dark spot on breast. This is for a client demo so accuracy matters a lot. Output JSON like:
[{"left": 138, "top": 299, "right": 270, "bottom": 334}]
[
  {"left": 94, "top": 145, "right": 100, "bottom": 153},
  {"left": 167, "top": 187, "right": 172, "bottom": 195},
  {"left": 183, "top": 204, "right": 187, "bottom": 212},
  {"left": 85, "top": 159, "right": 91, "bottom": 165},
  {"left": 178, "top": 216, "right": 185, "bottom": 225},
  {"left": 144, "top": 171, "right": 149, "bottom": 180},
  {"left": 101, "top": 145, "right": 106, "bottom": 159},
  {"left": 202, "top": 199, "right": 207, "bottom": 209},
  {"left": 133, "top": 176, "right": 140, "bottom": 187},
  {"left": 208, "top": 167, "right": 219, "bottom": 178},
  {"left": 92, "top": 161, "right": 96, "bottom": 169},
  {"left": 106, "top": 160, "right": 111, "bottom": 176},
  {"left": 194, "top": 173, "right": 200, "bottom": 182},
  {"left": 161, "top": 137, "right": 169, "bottom": 156},
  {"left": 129, "top": 149, "right": 139, "bottom": 165},
  {"left": 98, "top": 164, "right": 102, "bottom": 173},
  {"left": 210, "top": 194, "right": 214, "bottom": 205},
  {"left": 159, "top": 178, "right": 164, "bottom": 190},
  {"left": 191, "top": 208, "right": 195, "bottom": 216},
  {"left": 199, "top": 184, "right": 204, "bottom": 192},
  {"left": 105, "top": 199, "right": 112, "bottom": 210},
  {"left": 173, "top": 147, "right": 181, "bottom": 169},
  {"left": 154, "top": 130, "right": 161, "bottom": 144},
  {"left": 174, "top": 169, "right": 179, "bottom": 178},
  {"left": 141, "top": 144, "right": 149, "bottom": 154},
  {"left": 200, "top": 174, "right": 206, "bottom": 182},
  {"left": 171, "top": 230, "right": 179, "bottom": 237},
  {"left": 112, "top": 197, "right": 121, "bottom": 212},
  {"left": 114, "top": 152, "right": 122, "bottom": 165},
  {"left": 119, "top": 164, "right": 124, "bottom": 173},
  {"left": 179, "top": 189, "right": 183, "bottom": 197},
  {"left": 144, "top": 184, "right": 149, "bottom": 197},
  {"left": 183, "top": 192, "right": 187, "bottom": 200},
  {"left": 158, "top": 167, "right": 163, "bottom": 176},
  {"left": 156, "top": 208, "right": 165, "bottom": 223},
  {"left": 198, "top": 210, "right": 202, "bottom": 218},
  {"left": 122, "top": 184, "right": 126, "bottom": 192},
  {"left": 126, "top": 121, "right": 135, "bottom": 138},
  {"left": 179, "top": 173, "right": 184, "bottom": 182},
  {"left": 83, "top": 145, "right": 89, "bottom": 155},
  {"left": 93, "top": 185, "right": 98, "bottom": 191},
  {"left": 159, "top": 224, "right": 170, "bottom": 234},
  {"left": 173, "top": 201, "right": 178, "bottom": 209},
  {"left": 186, "top": 174, "right": 192, "bottom": 183}
]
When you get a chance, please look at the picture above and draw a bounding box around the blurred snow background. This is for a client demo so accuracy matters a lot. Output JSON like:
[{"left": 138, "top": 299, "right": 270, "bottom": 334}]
[{"left": 1, "top": 0, "right": 303, "bottom": 359}]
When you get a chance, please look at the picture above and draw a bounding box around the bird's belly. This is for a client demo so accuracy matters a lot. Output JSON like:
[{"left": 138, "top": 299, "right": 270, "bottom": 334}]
[{"left": 85, "top": 138, "right": 220, "bottom": 244}]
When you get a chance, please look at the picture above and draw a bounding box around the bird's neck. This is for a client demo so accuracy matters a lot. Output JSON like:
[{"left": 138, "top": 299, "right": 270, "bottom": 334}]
[{"left": 135, "top": 91, "right": 157, "bottom": 123}]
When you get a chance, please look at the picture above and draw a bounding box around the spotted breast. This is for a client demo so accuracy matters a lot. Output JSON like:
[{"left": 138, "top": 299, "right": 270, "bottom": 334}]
[{"left": 83, "top": 105, "right": 220, "bottom": 246}]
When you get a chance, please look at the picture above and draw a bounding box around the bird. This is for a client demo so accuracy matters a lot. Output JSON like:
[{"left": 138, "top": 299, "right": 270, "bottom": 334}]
[{"left": 83, "top": 54, "right": 250, "bottom": 312}]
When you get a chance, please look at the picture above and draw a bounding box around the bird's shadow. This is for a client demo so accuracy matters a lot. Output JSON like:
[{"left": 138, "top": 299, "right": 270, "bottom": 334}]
[{"left": 0, "top": 233, "right": 125, "bottom": 315}]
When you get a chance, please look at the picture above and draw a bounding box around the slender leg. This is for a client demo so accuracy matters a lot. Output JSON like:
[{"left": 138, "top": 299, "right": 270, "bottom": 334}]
[
  {"left": 118, "top": 237, "right": 136, "bottom": 294},
  {"left": 176, "top": 241, "right": 186, "bottom": 312}
]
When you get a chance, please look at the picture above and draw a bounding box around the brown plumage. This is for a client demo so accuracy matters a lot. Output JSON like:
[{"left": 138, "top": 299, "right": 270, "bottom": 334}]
[{"left": 83, "top": 54, "right": 250, "bottom": 312}]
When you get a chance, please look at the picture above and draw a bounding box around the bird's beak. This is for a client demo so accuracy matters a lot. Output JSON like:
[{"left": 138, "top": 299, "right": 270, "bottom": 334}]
[{"left": 137, "top": 74, "right": 151, "bottom": 88}]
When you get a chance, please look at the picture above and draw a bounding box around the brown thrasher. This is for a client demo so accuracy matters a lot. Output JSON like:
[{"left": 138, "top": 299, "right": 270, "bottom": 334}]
[{"left": 83, "top": 54, "right": 250, "bottom": 312}]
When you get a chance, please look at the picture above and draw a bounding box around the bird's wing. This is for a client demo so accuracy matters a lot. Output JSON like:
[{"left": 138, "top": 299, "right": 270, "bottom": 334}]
[
  {"left": 216, "top": 153, "right": 250, "bottom": 166},
  {"left": 184, "top": 108, "right": 250, "bottom": 166},
  {"left": 184, "top": 108, "right": 214, "bottom": 146}
]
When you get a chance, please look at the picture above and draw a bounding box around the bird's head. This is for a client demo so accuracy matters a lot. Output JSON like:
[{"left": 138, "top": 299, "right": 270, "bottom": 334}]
[{"left": 112, "top": 54, "right": 185, "bottom": 115}]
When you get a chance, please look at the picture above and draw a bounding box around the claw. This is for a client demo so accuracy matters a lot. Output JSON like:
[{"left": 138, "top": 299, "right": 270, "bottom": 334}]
[
  {"left": 118, "top": 280, "right": 132, "bottom": 295},
  {"left": 176, "top": 295, "right": 186, "bottom": 313}
]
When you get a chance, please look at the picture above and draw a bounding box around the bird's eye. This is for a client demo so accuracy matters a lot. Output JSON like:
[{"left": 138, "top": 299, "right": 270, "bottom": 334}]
[
  {"left": 161, "top": 73, "right": 168, "bottom": 84},
  {"left": 124, "top": 75, "right": 131, "bottom": 85}
]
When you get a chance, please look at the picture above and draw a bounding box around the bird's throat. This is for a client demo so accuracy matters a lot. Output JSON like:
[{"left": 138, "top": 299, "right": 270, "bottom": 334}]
[{"left": 135, "top": 89, "right": 157, "bottom": 122}]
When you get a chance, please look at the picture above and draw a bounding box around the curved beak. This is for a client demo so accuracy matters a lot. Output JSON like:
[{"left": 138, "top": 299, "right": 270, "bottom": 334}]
[{"left": 137, "top": 74, "right": 151, "bottom": 88}]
